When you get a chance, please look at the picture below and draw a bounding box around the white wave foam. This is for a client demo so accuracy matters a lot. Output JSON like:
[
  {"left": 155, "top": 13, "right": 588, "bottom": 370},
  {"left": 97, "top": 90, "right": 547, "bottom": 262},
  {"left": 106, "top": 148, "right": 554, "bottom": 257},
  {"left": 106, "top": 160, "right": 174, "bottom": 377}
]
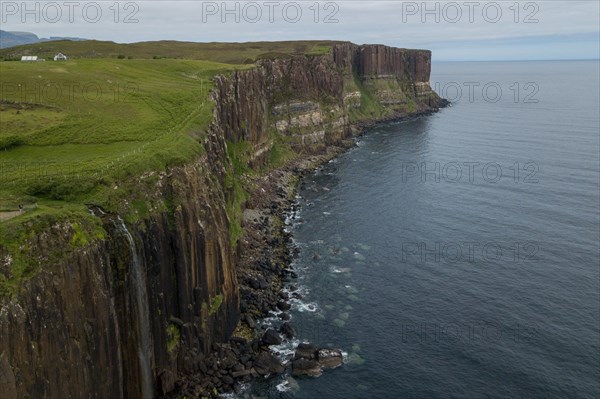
[
  {"left": 219, "top": 382, "right": 250, "bottom": 398},
  {"left": 341, "top": 351, "right": 349, "bottom": 361},
  {"left": 331, "top": 267, "right": 351, "bottom": 274},
  {"left": 271, "top": 338, "right": 300, "bottom": 362},
  {"left": 276, "top": 380, "right": 292, "bottom": 392},
  {"left": 295, "top": 301, "right": 318, "bottom": 313}
]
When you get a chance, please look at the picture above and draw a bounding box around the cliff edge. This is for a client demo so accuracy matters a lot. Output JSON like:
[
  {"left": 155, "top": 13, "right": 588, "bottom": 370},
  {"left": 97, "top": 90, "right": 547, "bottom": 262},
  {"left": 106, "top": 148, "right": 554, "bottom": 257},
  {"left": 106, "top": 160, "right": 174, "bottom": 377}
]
[{"left": 0, "top": 42, "right": 446, "bottom": 398}]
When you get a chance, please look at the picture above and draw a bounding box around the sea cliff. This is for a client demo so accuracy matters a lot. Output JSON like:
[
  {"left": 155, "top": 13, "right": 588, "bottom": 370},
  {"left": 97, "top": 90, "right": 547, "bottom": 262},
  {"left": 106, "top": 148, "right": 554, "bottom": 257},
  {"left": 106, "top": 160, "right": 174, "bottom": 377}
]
[{"left": 0, "top": 42, "right": 446, "bottom": 398}]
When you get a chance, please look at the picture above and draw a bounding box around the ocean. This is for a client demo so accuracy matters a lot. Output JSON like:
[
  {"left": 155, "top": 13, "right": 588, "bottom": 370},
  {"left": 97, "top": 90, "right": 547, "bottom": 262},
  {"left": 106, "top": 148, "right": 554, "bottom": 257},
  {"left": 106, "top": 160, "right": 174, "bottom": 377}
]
[{"left": 249, "top": 60, "right": 600, "bottom": 398}]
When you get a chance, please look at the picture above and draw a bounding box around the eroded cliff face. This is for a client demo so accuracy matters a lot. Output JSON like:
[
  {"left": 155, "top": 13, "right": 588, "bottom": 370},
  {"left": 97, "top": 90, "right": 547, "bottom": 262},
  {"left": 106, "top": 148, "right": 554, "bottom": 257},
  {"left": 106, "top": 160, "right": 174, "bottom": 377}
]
[
  {"left": 212, "top": 52, "right": 348, "bottom": 166},
  {"left": 0, "top": 42, "right": 444, "bottom": 398},
  {"left": 213, "top": 43, "right": 442, "bottom": 165},
  {"left": 0, "top": 130, "right": 238, "bottom": 399}
]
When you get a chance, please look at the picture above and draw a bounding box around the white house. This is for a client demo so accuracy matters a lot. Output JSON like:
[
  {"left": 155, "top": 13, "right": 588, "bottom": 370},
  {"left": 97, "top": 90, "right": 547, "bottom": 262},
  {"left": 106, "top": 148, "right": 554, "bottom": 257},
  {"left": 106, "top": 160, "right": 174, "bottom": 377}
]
[
  {"left": 53, "top": 53, "right": 68, "bottom": 61},
  {"left": 20, "top": 56, "right": 38, "bottom": 61}
]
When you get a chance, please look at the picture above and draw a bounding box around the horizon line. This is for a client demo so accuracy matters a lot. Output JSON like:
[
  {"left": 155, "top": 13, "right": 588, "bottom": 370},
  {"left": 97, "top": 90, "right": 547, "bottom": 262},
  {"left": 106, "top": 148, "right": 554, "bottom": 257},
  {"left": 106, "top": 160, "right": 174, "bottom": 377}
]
[{"left": 434, "top": 58, "right": 599, "bottom": 63}]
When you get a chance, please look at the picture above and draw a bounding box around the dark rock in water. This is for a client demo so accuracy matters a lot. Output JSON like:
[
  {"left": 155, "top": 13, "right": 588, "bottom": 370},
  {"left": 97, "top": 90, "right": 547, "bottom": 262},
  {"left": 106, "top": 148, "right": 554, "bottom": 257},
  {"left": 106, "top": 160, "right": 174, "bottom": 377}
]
[
  {"left": 279, "top": 312, "right": 291, "bottom": 321},
  {"left": 291, "top": 292, "right": 303, "bottom": 300},
  {"left": 277, "top": 301, "right": 291, "bottom": 311},
  {"left": 234, "top": 382, "right": 245, "bottom": 395},
  {"left": 262, "top": 329, "right": 283, "bottom": 345},
  {"left": 295, "top": 343, "right": 317, "bottom": 359},
  {"left": 158, "top": 369, "right": 176, "bottom": 395},
  {"left": 291, "top": 358, "right": 322, "bottom": 377},
  {"left": 316, "top": 348, "right": 343, "bottom": 369},
  {"left": 253, "top": 352, "right": 285, "bottom": 375},
  {"left": 279, "top": 322, "right": 295, "bottom": 339}
]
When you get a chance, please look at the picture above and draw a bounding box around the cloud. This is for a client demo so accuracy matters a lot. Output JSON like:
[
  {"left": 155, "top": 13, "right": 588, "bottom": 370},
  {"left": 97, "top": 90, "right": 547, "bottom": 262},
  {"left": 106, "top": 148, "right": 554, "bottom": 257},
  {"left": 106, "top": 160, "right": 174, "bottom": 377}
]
[{"left": 1, "top": 1, "right": 598, "bottom": 60}]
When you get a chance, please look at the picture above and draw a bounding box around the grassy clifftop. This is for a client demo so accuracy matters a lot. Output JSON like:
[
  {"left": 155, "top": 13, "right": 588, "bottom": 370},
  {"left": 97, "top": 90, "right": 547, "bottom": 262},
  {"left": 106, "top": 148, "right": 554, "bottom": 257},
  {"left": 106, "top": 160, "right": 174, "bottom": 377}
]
[
  {"left": 1, "top": 58, "right": 250, "bottom": 209},
  {"left": 0, "top": 40, "right": 336, "bottom": 216},
  {"left": 0, "top": 39, "right": 334, "bottom": 63}
]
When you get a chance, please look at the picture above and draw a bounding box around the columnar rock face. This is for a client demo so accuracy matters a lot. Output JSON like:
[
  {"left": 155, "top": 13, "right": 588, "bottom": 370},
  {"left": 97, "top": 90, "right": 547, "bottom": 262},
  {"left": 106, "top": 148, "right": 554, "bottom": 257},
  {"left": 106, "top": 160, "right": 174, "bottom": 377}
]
[
  {"left": 259, "top": 55, "right": 344, "bottom": 102},
  {"left": 332, "top": 42, "right": 358, "bottom": 74},
  {"left": 212, "top": 50, "right": 351, "bottom": 163},
  {"left": 0, "top": 132, "right": 239, "bottom": 399},
  {"left": 214, "top": 42, "right": 442, "bottom": 163},
  {"left": 0, "top": 42, "right": 444, "bottom": 399},
  {"left": 356, "top": 45, "right": 431, "bottom": 82},
  {"left": 332, "top": 42, "right": 431, "bottom": 82},
  {"left": 213, "top": 71, "right": 269, "bottom": 145}
]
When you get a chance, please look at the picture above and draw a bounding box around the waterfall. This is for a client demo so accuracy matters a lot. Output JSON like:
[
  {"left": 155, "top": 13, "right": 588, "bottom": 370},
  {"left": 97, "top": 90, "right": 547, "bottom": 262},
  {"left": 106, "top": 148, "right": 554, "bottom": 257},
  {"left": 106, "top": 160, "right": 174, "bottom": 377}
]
[{"left": 116, "top": 217, "right": 154, "bottom": 399}]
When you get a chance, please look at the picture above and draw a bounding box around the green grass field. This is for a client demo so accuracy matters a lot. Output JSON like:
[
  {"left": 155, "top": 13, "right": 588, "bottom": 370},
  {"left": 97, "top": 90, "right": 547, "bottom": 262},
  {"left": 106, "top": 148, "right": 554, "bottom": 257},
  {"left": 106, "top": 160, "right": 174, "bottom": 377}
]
[
  {"left": 0, "top": 57, "right": 253, "bottom": 217},
  {"left": 0, "top": 40, "right": 336, "bottom": 215},
  {"left": 0, "top": 40, "right": 336, "bottom": 208},
  {"left": 0, "top": 40, "right": 335, "bottom": 63}
]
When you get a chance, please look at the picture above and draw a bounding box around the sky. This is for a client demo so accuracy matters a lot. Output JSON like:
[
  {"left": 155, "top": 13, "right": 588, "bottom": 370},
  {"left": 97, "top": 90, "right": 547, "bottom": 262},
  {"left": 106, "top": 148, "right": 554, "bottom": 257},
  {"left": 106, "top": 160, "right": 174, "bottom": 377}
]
[{"left": 1, "top": 0, "right": 599, "bottom": 61}]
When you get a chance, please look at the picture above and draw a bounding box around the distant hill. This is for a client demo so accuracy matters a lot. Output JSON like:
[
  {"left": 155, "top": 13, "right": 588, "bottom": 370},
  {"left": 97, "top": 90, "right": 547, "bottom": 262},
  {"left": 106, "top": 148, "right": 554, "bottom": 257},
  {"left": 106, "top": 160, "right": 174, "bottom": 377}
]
[
  {"left": 0, "top": 30, "right": 87, "bottom": 49},
  {"left": 0, "top": 31, "right": 40, "bottom": 48},
  {"left": 0, "top": 38, "right": 336, "bottom": 63}
]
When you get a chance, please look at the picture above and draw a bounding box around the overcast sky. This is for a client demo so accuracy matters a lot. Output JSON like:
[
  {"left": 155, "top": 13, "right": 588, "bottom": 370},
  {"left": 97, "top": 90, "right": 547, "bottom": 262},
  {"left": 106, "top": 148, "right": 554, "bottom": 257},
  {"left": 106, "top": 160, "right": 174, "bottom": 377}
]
[{"left": 1, "top": 0, "right": 598, "bottom": 61}]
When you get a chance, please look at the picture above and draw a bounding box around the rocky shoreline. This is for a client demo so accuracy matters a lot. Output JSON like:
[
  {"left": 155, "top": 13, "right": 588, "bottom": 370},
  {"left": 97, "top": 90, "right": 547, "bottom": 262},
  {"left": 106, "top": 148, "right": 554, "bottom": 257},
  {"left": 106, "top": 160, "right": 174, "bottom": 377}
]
[
  {"left": 168, "top": 143, "right": 352, "bottom": 398},
  {"left": 169, "top": 109, "right": 446, "bottom": 398}
]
